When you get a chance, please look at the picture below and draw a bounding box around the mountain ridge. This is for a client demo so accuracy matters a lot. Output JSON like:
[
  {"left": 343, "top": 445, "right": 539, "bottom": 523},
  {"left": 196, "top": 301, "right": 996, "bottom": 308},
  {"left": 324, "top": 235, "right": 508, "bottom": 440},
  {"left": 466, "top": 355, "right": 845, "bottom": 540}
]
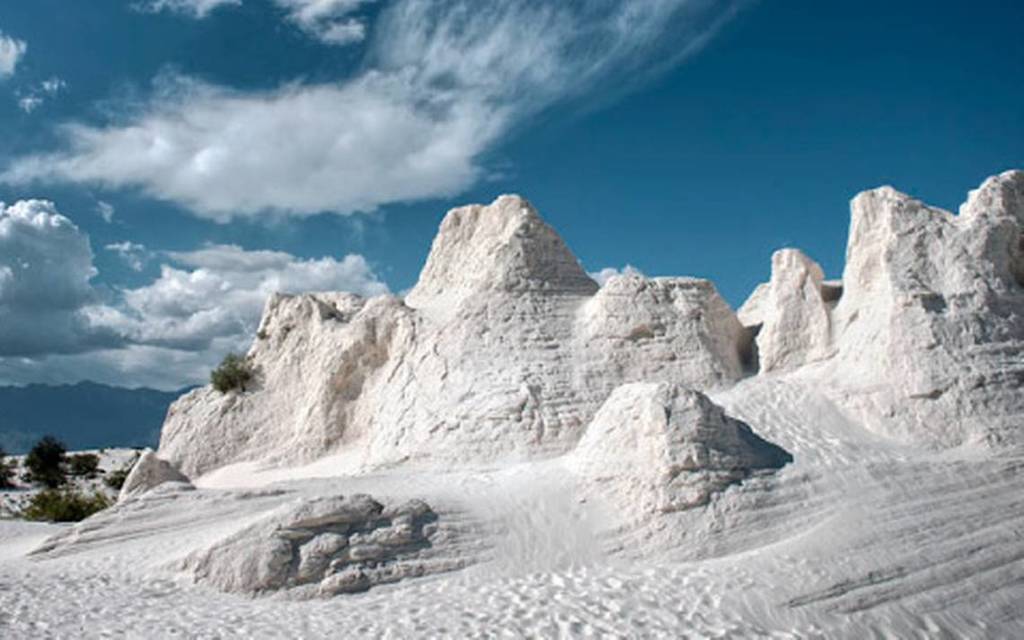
[{"left": 0, "top": 382, "right": 192, "bottom": 453}]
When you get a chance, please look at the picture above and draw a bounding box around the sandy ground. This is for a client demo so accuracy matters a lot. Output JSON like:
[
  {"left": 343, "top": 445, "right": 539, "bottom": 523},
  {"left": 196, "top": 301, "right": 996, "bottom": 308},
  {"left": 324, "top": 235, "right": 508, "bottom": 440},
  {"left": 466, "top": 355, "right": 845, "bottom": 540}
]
[{"left": 1, "top": 377, "right": 1022, "bottom": 638}]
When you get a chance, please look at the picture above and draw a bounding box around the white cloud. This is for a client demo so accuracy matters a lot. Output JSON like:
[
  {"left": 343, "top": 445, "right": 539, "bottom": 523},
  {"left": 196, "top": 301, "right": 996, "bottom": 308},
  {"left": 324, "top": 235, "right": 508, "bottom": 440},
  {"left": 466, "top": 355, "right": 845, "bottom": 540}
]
[
  {"left": 96, "top": 244, "right": 388, "bottom": 351},
  {"left": 96, "top": 200, "right": 116, "bottom": 223},
  {"left": 274, "top": 0, "right": 376, "bottom": 45},
  {"left": 105, "top": 241, "right": 150, "bottom": 272},
  {"left": 17, "top": 96, "right": 42, "bottom": 113},
  {"left": 135, "top": 0, "right": 240, "bottom": 19},
  {"left": 140, "top": 0, "right": 375, "bottom": 45},
  {"left": 589, "top": 264, "right": 645, "bottom": 286},
  {"left": 16, "top": 76, "right": 66, "bottom": 113},
  {"left": 40, "top": 77, "right": 64, "bottom": 94},
  {"left": 0, "top": 200, "right": 389, "bottom": 387},
  {"left": 3, "top": 1, "right": 743, "bottom": 220},
  {"left": 0, "top": 31, "right": 27, "bottom": 79},
  {"left": 4, "top": 74, "right": 494, "bottom": 221},
  {"left": 0, "top": 200, "right": 120, "bottom": 356}
]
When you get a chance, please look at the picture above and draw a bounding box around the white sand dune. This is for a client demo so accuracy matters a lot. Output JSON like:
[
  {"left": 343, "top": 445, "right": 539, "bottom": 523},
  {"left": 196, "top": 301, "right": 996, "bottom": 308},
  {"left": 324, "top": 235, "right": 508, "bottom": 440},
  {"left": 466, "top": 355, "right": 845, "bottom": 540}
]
[{"left": 3, "top": 376, "right": 1020, "bottom": 637}]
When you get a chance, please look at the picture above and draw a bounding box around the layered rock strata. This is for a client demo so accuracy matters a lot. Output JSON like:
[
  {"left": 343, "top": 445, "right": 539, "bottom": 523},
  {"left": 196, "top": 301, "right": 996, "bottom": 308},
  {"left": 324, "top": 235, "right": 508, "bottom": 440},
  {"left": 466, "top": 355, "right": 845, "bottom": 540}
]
[
  {"left": 178, "top": 494, "right": 460, "bottom": 597},
  {"left": 160, "top": 195, "right": 746, "bottom": 476},
  {"left": 743, "top": 170, "right": 1024, "bottom": 446}
]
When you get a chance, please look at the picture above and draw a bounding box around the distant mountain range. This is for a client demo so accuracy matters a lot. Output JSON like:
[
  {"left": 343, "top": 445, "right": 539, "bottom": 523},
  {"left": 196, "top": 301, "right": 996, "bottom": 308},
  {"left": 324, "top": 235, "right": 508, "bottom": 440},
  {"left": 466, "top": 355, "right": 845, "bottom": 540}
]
[{"left": 0, "top": 382, "right": 192, "bottom": 454}]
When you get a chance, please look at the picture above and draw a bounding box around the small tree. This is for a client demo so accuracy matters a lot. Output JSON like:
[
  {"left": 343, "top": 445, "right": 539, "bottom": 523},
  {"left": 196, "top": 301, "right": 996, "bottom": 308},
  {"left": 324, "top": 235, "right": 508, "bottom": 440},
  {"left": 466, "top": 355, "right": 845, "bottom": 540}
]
[
  {"left": 211, "top": 353, "right": 254, "bottom": 393},
  {"left": 25, "top": 436, "right": 68, "bottom": 489},
  {"left": 69, "top": 453, "right": 101, "bottom": 478},
  {"left": 0, "top": 447, "right": 15, "bottom": 489}
]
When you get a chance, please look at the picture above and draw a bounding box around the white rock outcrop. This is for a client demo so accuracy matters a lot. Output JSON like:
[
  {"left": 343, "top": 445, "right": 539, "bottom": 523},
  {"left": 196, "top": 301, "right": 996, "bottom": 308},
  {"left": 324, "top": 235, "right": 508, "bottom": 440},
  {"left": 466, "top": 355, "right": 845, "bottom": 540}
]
[
  {"left": 160, "top": 195, "right": 747, "bottom": 477},
  {"left": 118, "top": 450, "right": 192, "bottom": 502},
  {"left": 404, "top": 195, "right": 600, "bottom": 318},
  {"left": 576, "top": 275, "right": 745, "bottom": 387},
  {"left": 177, "top": 494, "right": 460, "bottom": 597},
  {"left": 743, "top": 170, "right": 1024, "bottom": 447},
  {"left": 569, "top": 383, "right": 792, "bottom": 517},
  {"left": 740, "top": 249, "right": 834, "bottom": 372},
  {"left": 159, "top": 171, "right": 1024, "bottom": 479},
  {"left": 160, "top": 293, "right": 416, "bottom": 476}
]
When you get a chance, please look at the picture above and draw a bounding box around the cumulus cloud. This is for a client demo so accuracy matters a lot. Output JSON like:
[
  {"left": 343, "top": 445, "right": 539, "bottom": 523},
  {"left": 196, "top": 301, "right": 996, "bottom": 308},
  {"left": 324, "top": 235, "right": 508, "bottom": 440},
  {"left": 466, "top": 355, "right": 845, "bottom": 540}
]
[
  {"left": 0, "top": 31, "right": 27, "bottom": 79},
  {"left": 97, "top": 244, "right": 388, "bottom": 350},
  {"left": 3, "top": 0, "right": 744, "bottom": 220},
  {"left": 0, "top": 200, "right": 120, "bottom": 356},
  {"left": 589, "top": 264, "right": 645, "bottom": 286},
  {"left": 0, "top": 200, "right": 389, "bottom": 387}
]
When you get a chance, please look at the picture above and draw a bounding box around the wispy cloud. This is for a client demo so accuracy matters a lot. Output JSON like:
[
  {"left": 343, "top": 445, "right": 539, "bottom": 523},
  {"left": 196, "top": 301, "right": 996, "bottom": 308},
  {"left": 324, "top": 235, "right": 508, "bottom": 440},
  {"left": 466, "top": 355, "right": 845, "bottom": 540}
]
[
  {"left": 17, "top": 76, "right": 66, "bottom": 113},
  {"left": 134, "top": 0, "right": 240, "bottom": 19},
  {"left": 0, "top": 30, "right": 27, "bottom": 79},
  {"left": 4, "top": 0, "right": 744, "bottom": 220},
  {"left": 276, "top": 0, "right": 378, "bottom": 45},
  {"left": 96, "top": 200, "right": 116, "bottom": 223},
  {"left": 105, "top": 241, "right": 150, "bottom": 272},
  {"left": 138, "top": 0, "right": 377, "bottom": 45},
  {"left": 17, "top": 95, "right": 42, "bottom": 113}
]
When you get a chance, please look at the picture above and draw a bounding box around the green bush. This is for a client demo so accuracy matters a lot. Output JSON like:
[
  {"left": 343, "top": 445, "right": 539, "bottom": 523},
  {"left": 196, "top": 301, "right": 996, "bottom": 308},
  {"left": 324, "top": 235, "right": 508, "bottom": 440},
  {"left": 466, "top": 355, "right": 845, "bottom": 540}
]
[
  {"left": 0, "top": 447, "right": 15, "bottom": 489},
  {"left": 211, "top": 352, "right": 255, "bottom": 393},
  {"left": 21, "top": 488, "right": 111, "bottom": 522},
  {"left": 25, "top": 436, "right": 68, "bottom": 489},
  {"left": 69, "top": 453, "right": 101, "bottom": 478}
]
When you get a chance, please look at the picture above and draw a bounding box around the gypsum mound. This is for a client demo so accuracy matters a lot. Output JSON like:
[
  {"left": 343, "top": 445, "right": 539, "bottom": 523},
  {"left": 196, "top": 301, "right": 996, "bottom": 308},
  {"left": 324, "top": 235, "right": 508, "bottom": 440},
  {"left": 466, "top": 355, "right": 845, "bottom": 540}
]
[{"left": 568, "top": 383, "right": 792, "bottom": 517}]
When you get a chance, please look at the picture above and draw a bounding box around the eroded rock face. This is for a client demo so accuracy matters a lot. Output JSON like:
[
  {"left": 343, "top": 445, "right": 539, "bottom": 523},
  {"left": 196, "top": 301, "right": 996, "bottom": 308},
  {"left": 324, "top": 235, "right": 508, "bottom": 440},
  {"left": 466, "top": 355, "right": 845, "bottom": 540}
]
[
  {"left": 159, "top": 172, "right": 1024, "bottom": 478},
  {"left": 178, "top": 495, "right": 459, "bottom": 597},
  {"left": 405, "top": 194, "right": 599, "bottom": 318},
  {"left": 119, "top": 450, "right": 192, "bottom": 502},
  {"left": 160, "top": 195, "right": 748, "bottom": 476},
  {"left": 744, "top": 170, "right": 1024, "bottom": 446},
  {"left": 828, "top": 172, "right": 1024, "bottom": 446},
  {"left": 159, "top": 293, "right": 417, "bottom": 477},
  {"left": 744, "top": 249, "right": 833, "bottom": 373},
  {"left": 569, "top": 383, "right": 792, "bottom": 517},
  {"left": 577, "top": 275, "right": 745, "bottom": 388}
]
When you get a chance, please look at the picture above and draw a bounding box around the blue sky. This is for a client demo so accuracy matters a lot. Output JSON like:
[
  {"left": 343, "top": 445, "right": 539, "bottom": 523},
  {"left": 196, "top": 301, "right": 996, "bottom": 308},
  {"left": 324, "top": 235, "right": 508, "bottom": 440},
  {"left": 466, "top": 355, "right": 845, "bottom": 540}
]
[{"left": 0, "top": 0, "right": 1020, "bottom": 389}]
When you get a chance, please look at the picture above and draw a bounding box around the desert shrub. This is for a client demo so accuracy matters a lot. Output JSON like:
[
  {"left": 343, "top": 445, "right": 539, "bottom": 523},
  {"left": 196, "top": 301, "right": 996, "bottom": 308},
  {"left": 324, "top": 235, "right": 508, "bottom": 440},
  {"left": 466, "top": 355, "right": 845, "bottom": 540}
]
[
  {"left": 21, "top": 488, "right": 111, "bottom": 522},
  {"left": 104, "top": 468, "right": 130, "bottom": 491},
  {"left": 103, "top": 455, "right": 139, "bottom": 491},
  {"left": 69, "top": 453, "right": 101, "bottom": 478},
  {"left": 211, "top": 353, "right": 254, "bottom": 393},
  {"left": 0, "top": 447, "right": 15, "bottom": 489},
  {"left": 24, "top": 436, "right": 68, "bottom": 489}
]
